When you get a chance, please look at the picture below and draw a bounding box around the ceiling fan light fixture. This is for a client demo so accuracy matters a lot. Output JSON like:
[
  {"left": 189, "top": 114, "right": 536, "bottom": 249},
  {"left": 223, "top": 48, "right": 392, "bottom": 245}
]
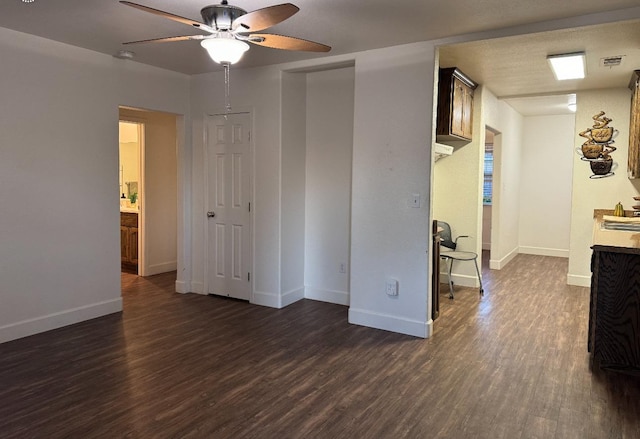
[
  {"left": 547, "top": 52, "right": 586, "bottom": 80},
  {"left": 201, "top": 36, "right": 250, "bottom": 64}
]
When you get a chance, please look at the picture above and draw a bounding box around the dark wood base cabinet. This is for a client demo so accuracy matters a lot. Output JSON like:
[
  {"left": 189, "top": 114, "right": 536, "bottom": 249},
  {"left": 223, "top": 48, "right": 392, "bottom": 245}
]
[
  {"left": 589, "top": 246, "right": 640, "bottom": 373},
  {"left": 121, "top": 212, "right": 138, "bottom": 272}
]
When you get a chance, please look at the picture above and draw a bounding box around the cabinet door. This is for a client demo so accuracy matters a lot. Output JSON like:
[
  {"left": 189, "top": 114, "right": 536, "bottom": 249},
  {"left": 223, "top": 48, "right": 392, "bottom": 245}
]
[
  {"left": 450, "top": 78, "right": 466, "bottom": 138},
  {"left": 462, "top": 87, "right": 474, "bottom": 139},
  {"left": 629, "top": 72, "right": 640, "bottom": 178},
  {"left": 592, "top": 250, "right": 640, "bottom": 371},
  {"left": 120, "top": 226, "right": 129, "bottom": 263},
  {"left": 129, "top": 227, "right": 139, "bottom": 265}
]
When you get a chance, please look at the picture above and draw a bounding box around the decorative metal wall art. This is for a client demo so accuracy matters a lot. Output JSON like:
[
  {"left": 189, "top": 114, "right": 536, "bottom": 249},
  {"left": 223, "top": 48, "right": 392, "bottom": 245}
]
[{"left": 578, "top": 111, "right": 619, "bottom": 178}]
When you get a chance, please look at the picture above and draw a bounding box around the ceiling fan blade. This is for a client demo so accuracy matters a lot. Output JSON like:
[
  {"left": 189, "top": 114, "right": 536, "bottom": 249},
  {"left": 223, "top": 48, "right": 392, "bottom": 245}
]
[
  {"left": 120, "top": 1, "right": 206, "bottom": 29},
  {"left": 123, "top": 35, "right": 206, "bottom": 45},
  {"left": 232, "top": 3, "right": 299, "bottom": 32},
  {"left": 248, "top": 34, "right": 331, "bottom": 52}
]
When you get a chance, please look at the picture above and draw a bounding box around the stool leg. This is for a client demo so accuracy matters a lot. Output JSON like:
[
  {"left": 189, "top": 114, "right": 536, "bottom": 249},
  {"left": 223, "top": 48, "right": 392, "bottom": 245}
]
[{"left": 473, "top": 258, "right": 484, "bottom": 297}]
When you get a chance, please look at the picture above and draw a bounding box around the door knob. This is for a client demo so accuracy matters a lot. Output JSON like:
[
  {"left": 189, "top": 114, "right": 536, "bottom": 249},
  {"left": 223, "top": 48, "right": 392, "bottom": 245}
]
[{"left": 207, "top": 211, "right": 216, "bottom": 218}]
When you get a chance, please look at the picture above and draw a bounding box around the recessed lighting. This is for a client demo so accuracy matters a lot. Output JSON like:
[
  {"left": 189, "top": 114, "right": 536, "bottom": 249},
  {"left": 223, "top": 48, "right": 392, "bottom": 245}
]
[
  {"left": 547, "top": 52, "right": 586, "bottom": 80},
  {"left": 22, "top": 0, "right": 36, "bottom": 3}
]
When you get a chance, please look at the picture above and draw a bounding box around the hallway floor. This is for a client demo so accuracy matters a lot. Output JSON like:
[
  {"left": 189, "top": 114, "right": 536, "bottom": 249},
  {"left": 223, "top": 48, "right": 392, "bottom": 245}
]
[{"left": 1, "top": 256, "right": 639, "bottom": 438}]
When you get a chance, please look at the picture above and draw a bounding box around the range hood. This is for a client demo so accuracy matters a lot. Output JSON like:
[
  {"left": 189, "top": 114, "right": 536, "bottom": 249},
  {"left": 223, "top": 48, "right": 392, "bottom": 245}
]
[{"left": 434, "top": 142, "right": 454, "bottom": 161}]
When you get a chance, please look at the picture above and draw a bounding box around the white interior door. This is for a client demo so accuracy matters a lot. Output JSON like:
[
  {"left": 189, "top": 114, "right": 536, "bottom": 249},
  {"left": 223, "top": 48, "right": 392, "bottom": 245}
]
[{"left": 206, "top": 113, "right": 252, "bottom": 300}]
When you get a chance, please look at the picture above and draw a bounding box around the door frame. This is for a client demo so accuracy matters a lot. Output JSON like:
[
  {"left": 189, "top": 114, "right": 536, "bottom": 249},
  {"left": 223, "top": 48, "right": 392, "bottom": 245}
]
[
  {"left": 203, "top": 109, "right": 254, "bottom": 301},
  {"left": 118, "top": 117, "right": 146, "bottom": 276}
]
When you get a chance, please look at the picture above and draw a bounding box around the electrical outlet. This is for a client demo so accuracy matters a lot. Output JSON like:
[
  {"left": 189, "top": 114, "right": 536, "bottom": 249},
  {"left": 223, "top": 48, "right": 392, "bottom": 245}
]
[
  {"left": 339, "top": 262, "right": 346, "bottom": 273},
  {"left": 386, "top": 279, "right": 398, "bottom": 296}
]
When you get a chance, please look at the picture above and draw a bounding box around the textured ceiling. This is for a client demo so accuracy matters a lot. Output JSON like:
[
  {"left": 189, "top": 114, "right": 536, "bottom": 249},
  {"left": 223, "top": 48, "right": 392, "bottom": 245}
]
[
  {"left": 439, "top": 20, "right": 640, "bottom": 99},
  {"left": 1, "top": 0, "right": 640, "bottom": 75},
  {"left": 3, "top": 0, "right": 640, "bottom": 116},
  {"left": 439, "top": 19, "right": 640, "bottom": 115}
]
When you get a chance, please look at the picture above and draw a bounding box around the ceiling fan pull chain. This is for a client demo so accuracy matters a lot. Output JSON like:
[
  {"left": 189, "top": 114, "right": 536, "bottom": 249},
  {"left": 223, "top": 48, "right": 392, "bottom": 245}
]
[{"left": 224, "top": 62, "right": 232, "bottom": 114}]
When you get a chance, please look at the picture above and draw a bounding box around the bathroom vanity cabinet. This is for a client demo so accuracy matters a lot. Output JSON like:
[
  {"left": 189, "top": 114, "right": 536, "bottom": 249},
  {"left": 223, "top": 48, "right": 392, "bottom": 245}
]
[{"left": 120, "top": 212, "right": 138, "bottom": 270}]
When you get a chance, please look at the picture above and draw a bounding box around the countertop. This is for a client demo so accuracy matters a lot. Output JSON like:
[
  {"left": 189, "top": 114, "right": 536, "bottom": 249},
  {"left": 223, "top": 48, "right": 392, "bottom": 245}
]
[
  {"left": 592, "top": 209, "right": 640, "bottom": 253},
  {"left": 120, "top": 207, "right": 139, "bottom": 214}
]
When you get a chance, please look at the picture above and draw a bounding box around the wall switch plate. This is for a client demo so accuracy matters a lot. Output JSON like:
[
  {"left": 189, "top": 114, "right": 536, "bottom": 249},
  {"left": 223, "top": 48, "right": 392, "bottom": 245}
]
[
  {"left": 386, "top": 279, "right": 398, "bottom": 296},
  {"left": 409, "top": 193, "right": 420, "bottom": 208}
]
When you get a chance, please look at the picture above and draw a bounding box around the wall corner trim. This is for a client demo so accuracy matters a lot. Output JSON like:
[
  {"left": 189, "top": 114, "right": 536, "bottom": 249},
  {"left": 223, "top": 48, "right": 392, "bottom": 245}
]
[
  {"left": 348, "top": 307, "right": 429, "bottom": 338},
  {"left": 489, "top": 247, "right": 519, "bottom": 270},
  {"left": 305, "top": 286, "right": 349, "bottom": 306},
  {"left": 175, "top": 280, "right": 191, "bottom": 294},
  {"left": 252, "top": 291, "right": 282, "bottom": 308},
  {"left": 282, "top": 287, "right": 304, "bottom": 307},
  {"left": 567, "top": 274, "right": 591, "bottom": 287}
]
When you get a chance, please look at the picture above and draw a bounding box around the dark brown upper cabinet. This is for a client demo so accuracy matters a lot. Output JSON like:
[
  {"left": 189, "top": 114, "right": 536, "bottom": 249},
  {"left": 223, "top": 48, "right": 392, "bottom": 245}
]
[
  {"left": 628, "top": 70, "right": 640, "bottom": 179},
  {"left": 436, "top": 67, "right": 478, "bottom": 143}
]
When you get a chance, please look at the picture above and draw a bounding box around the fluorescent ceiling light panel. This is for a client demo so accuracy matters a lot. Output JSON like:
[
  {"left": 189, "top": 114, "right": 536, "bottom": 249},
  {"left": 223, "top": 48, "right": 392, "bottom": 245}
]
[{"left": 547, "top": 52, "right": 586, "bottom": 80}]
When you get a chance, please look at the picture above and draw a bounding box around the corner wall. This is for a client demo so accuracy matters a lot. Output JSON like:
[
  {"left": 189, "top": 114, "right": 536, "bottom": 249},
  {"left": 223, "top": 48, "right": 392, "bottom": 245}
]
[
  {"left": 483, "top": 91, "right": 524, "bottom": 270},
  {"left": 568, "top": 88, "right": 640, "bottom": 286},
  {"left": 304, "top": 67, "right": 355, "bottom": 306},
  {"left": 281, "top": 72, "right": 307, "bottom": 306},
  {"left": 349, "top": 43, "right": 433, "bottom": 337},
  {"left": 0, "top": 27, "right": 189, "bottom": 343}
]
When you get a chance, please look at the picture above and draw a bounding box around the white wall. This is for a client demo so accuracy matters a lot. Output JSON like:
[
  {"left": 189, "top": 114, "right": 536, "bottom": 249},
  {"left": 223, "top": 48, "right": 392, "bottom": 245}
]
[
  {"left": 281, "top": 72, "right": 307, "bottom": 305},
  {"left": 567, "top": 88, "right": 640, "bottom": 286},
  {"left": 190, "top": 47, "right": 434, "bottom": 338},
  {"left": 349, "top": 43, "right": 433, "bottom": 337},
  {"left": 0, "top": 27, "right": 189, "bottom": 343},
  {"left": 519, "top": 114, "right": 574, "bottom": 258},
  {"left": 482, "top": 90, "right": 524, "bottom": 269},
  {"left": 304, "top": 67, "right": 355, "bottom": 306}
]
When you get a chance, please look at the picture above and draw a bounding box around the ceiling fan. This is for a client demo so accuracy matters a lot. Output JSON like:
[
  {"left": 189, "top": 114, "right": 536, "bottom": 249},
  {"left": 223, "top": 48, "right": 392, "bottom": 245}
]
[{"left": 120, "top": 1, "right": 331, "bottom": 64}]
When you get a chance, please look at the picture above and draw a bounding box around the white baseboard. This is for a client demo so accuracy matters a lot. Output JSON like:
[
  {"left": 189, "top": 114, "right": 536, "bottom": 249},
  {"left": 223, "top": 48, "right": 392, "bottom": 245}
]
[
  {"left": 490, "top": 247, "right": 518, "bottom": 270},
  {"left": 252, "top": 290, "right": 281, "bottom": 308},
  {"left": 519, "top": 246, "right": 569, "bottom": 258},
  {"left": 175, "top": 280, "right": 190, "bottom": 294},
  {"left": 282, "top": 287, "right": 304, "bottom": 307},
  {"left": 146, "top": 261, "right": 177, "bottom": 276},
  {"left": 440, "top": 272, "right": 479, "bottom": 288},
  {"left": 348, "top": 308, "right": 429, "bottom": 338},
  {"left": 305, "top": 286, "right": 349, "bottom": 306},
  {"left": 567, "top": 274, "right": 591, "bottom": 287},
  {"left": 0, "top": 298, "right": 122, "bottom": 344}
]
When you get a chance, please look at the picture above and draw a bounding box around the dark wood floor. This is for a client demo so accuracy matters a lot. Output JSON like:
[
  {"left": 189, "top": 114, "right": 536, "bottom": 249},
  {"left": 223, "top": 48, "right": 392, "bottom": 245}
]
[{"left": 1, "top": 254, "right": 639, "bottom": 438}]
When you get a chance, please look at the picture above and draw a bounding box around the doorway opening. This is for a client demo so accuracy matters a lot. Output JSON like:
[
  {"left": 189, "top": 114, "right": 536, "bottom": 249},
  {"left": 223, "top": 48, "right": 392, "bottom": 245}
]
[
  {"left": 118, "top": 107, "right": 179, "bottom": 284},
  {"left": 119, "top": 121, "right": 143, "bottom": 275},
  {"left": 482, "top": 127, "right": 496, "bottom": 265}
]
